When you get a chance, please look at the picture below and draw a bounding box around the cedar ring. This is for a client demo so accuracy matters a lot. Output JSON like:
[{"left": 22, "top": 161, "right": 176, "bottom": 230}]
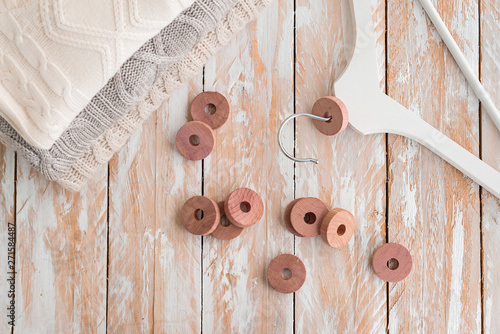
[
  {"left": 175, "top": 121, "right": 215, "bottom": 161},
  {"left": 190, "top": 91, "right": 230, "bottom": 129},
  {"left": 283, "top": 198, "right": 304, "bottom": 237},
  {"left": 290, "top": 197, "right": 328, "bottom": 237},
  {"left": 181, "top": 196, "right": 220, "bottom": 235},
  {"left": 224, "top": 188, "right": 264, "bottom": 228},
  {"left": 267, "top": 254, "right": 306, "bottom": 294},
  {"left": 311, "top": 96, "right": 349, "bottom": 136},
  {"left": 372, "top": 243, "right": 413, "bottom": 282},
  {"left": 211, "top": 201, "right": 244, "bottom": 240},
  {"left": 320, "top": 208, "right": 356, "bottom": 248}
]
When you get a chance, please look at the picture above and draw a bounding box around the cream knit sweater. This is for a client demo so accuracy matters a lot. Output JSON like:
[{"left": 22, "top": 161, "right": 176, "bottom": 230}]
[
  {"left": 0, "top": 0, "right": 272, "bottom": 190},
  {"left": 0, "top": 0, "right": 237, "bottom": 181},
  {"left": 0, "top": 0, "right": 193, "bottom": 148},
  {"left": 60, "top": 0, "right": 271, "bottom": 191}
]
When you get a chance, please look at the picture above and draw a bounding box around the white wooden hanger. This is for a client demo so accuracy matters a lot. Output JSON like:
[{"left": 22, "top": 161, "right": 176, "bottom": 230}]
[{"left": 334, "top": 0, "right": 500, "bottom": 199}]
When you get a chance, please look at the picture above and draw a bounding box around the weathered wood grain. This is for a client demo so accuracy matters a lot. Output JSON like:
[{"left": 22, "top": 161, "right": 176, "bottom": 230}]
[
  {"left": 106, "top": 110, "right": 158, "bottom": 331},
  {"left": 0, "top": 146, "right": 14, "bottom": 333},
  {"left": 14, "top": 163, "right": 108, "bottom": 333},
  {"left": 481, "top": 0, "right": 500, "bottom": 332},
  {"left": 201, "top": 0, "right": 295, "bottom": 332},
  {"left": 153, "top": 77, "right": 203, "bottom": 333},
  {"left": 294, "top": 0, "right": 387, "bottom": 332},
  {"left": 387, "top": 0, "right": 481, "bottom": 332}
]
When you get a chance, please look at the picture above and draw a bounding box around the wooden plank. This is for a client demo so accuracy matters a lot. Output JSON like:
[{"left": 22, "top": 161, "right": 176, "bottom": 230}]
[
  {"left": 387, "top": 0, "right": 481, "bottom": 332},
  {"left": 14, "top": 164, "right": 108, "bottom": 332},
  {"left": 294, "top": 0, "right": 387, "bottom": 332},
  {"left": 106, "top": 71, "right": 203, "bottom": 332},
  {"left": 0, "top": 146, "right": 15, "bottom": 332},
  {"left": 481, "top": 0, "right": 500, "bottom": 332},
  {"left": 153, "top": 77, "right": 203, "bottom": 332},
  {"left": 201, "top": 0, "right": 295, "bottom": 332},
  {"left": 106, "top": 112, "right": 157, "bottom": 331}
]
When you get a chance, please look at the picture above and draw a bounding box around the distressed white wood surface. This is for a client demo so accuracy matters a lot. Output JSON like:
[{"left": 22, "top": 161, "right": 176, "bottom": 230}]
[
  {"left": 106, "top": 116, "right": 156, "bottom": 332},
  {"left": 0, "top": 146, "right": 14, "bottom": 333},
  {"left": 14, "top": 165, "right": 108, "bottom": 332},
  {"left": 294, "top": 0, "right": 387, "bottom": 332},
  {"left": 387, "top": 0, "right": 481, "bottom": 332},
  {"left": 202, "top": 0, "right": 294, "bottom": 332},
  {"left": 153, "top": 77, "right": 204, "bottom": 332},
  {"left": 481, "top": 0, "right": 500, "bottom": 332},
  {"left": 1, "top": 0, "right": 498, "bottom": 332}
]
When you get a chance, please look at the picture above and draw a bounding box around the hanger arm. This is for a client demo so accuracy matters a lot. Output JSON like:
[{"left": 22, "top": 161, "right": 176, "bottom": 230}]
[
  {"left": 369, "top": 93, "right": 500, "bottom": 199},
  {"left": 418, "top": 0, "right": 500, "bottom": 133}
]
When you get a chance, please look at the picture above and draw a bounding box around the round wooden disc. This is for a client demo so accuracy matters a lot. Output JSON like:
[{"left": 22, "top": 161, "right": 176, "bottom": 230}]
[
  {"left": 372, "top": 243, "right": 413, "bottom": 282},
  {"left": 267, "top": 254, "right": 306, "bottom": 294},
  {"left": 190, "top": 91, "right": 230, "bottom": 129},
  {"left": 320, "top": 208, "right": 356, "bottom": 248},
  {"left": 283, "top": 198, "right": 304, "bottom": 237},
  {"left": 211, "top": 202, "right": 244, "bottom": 240},
  {"left": 224, "top": 188, "right": 264, "bottom": 228},
  {"left": 311, "top": 96, "right": 349, "bottom": 136},
  {"left": 181, "top": 196, "right": 220, "bottom": 235},
  {"left": 175, "top": 121, "right": 215, "bottom": 161},
  {"left": 290, "top": 197, "right": 328, "bottom": 237}
]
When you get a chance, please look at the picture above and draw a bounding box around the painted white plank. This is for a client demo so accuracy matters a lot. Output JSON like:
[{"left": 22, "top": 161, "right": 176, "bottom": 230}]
[
  {"left": 387, "top": 0, "right": 481, "bottom": 332},
  {"left": 202, "top": 0, "right": 295, "bottom": 332},
  {"left": 481, "top": 0, "right": 500, "bottom": 332},
  {"left": 153, "top": 77, "right": 203, "bottom": 332},
  {"left": 15, "top": 164, "right": 108, "bottom": 333},
  {"left": 106, "top": 111, "right": 157, "bottom": 331},
  {"left": 0, "top": 146, "right": 15, "bottom": 332},
  {"left": 294, "top": 0, "right": 387, "bottom": 332}
]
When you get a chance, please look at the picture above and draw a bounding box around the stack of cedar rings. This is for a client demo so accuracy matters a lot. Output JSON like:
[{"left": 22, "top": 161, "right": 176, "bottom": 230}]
[
  {"left": 181, "top": 188, "right": 264, "bottom": 240},
  {"left": 176, "top": 92, "right": 230, "bottom": 161},
  {"left": 284, "top": 198, "right": 356, "bottom": 249}
]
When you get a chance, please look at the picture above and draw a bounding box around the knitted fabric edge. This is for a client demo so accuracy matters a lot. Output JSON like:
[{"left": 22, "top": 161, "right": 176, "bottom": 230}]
[{"left": 58, "top": 0, "right": 273, "bottom": 191}]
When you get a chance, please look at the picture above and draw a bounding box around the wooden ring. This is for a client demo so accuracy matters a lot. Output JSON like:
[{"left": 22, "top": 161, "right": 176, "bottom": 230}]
[
  {"left": 224, "top": 188, "right": 264, "bottom": 228},
  {"left": 320, "top": 208, "right": 356, "bottom": 248},
  {"left": 311, "top": 96, "right": 349, "bottom": 136},
  {"left": 283, "top": 198, "right": 304, "bottom": 237},
  {"left": 290, "top": 197, "right": 328, "bottom": 237},
  {"left": 175, "top": 121, "right": 215, "bottom": 161},
  {"left": 181, "top": 196, "right": 220, "bottom": 235},
  {"left": 190, "top": 91, "right": 230, "bottom": 129},
  {"left": 267, "top": 254, "right": 306, "bottom": 294},
  {"left": 211, "top": 202, "right": 244, "bottom": 240},
  {"left": 372, "top": 243, "right": 412, "bottom": 282}
]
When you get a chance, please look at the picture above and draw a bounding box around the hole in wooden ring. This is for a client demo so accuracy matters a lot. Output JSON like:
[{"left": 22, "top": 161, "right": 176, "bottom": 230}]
[
  {"left": 281, "top": 268, "right": 292, "bottom": 280},
  {"left": 205, "top": 103, "right": 216, "bottom": 115},
  {"left": 337, "top": 224, "right": 346, "bottom": 236},
  {"left": 323, "top": 112, "right": 333, "bottom": 123},
  {"left": 387, "top": 258, "right": 399, "bottom": 270},
  {"left": 194, "top": 209, "right": 204, "bottom": 220},
  {"left": 189, "top": 135, "right": 200, "bottom": 146},
  {"left": 240, "top": 202, "right": 251, "bottom": 213},
  {"left": 304, "top": 212, "right": 316, "bottom": 225},
  {"left": 220, "top": 216, "right": 230, "bottom": 227}
]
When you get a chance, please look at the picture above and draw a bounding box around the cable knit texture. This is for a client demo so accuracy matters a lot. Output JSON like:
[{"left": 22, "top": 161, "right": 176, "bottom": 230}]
[
  {"left": 58, "top": 0, "right": 272, "bottom": 191},
  {"left": 0, "top": 0, "right": 193, "bottom": 148},
  {"left": 0, "top": 0, "right": 237, "bottom": 180}
]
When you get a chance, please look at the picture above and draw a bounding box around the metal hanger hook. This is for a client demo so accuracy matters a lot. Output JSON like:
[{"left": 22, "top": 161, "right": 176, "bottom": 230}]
[{"left": 278, "top": 113, "right": 332, "bottom": 164}]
